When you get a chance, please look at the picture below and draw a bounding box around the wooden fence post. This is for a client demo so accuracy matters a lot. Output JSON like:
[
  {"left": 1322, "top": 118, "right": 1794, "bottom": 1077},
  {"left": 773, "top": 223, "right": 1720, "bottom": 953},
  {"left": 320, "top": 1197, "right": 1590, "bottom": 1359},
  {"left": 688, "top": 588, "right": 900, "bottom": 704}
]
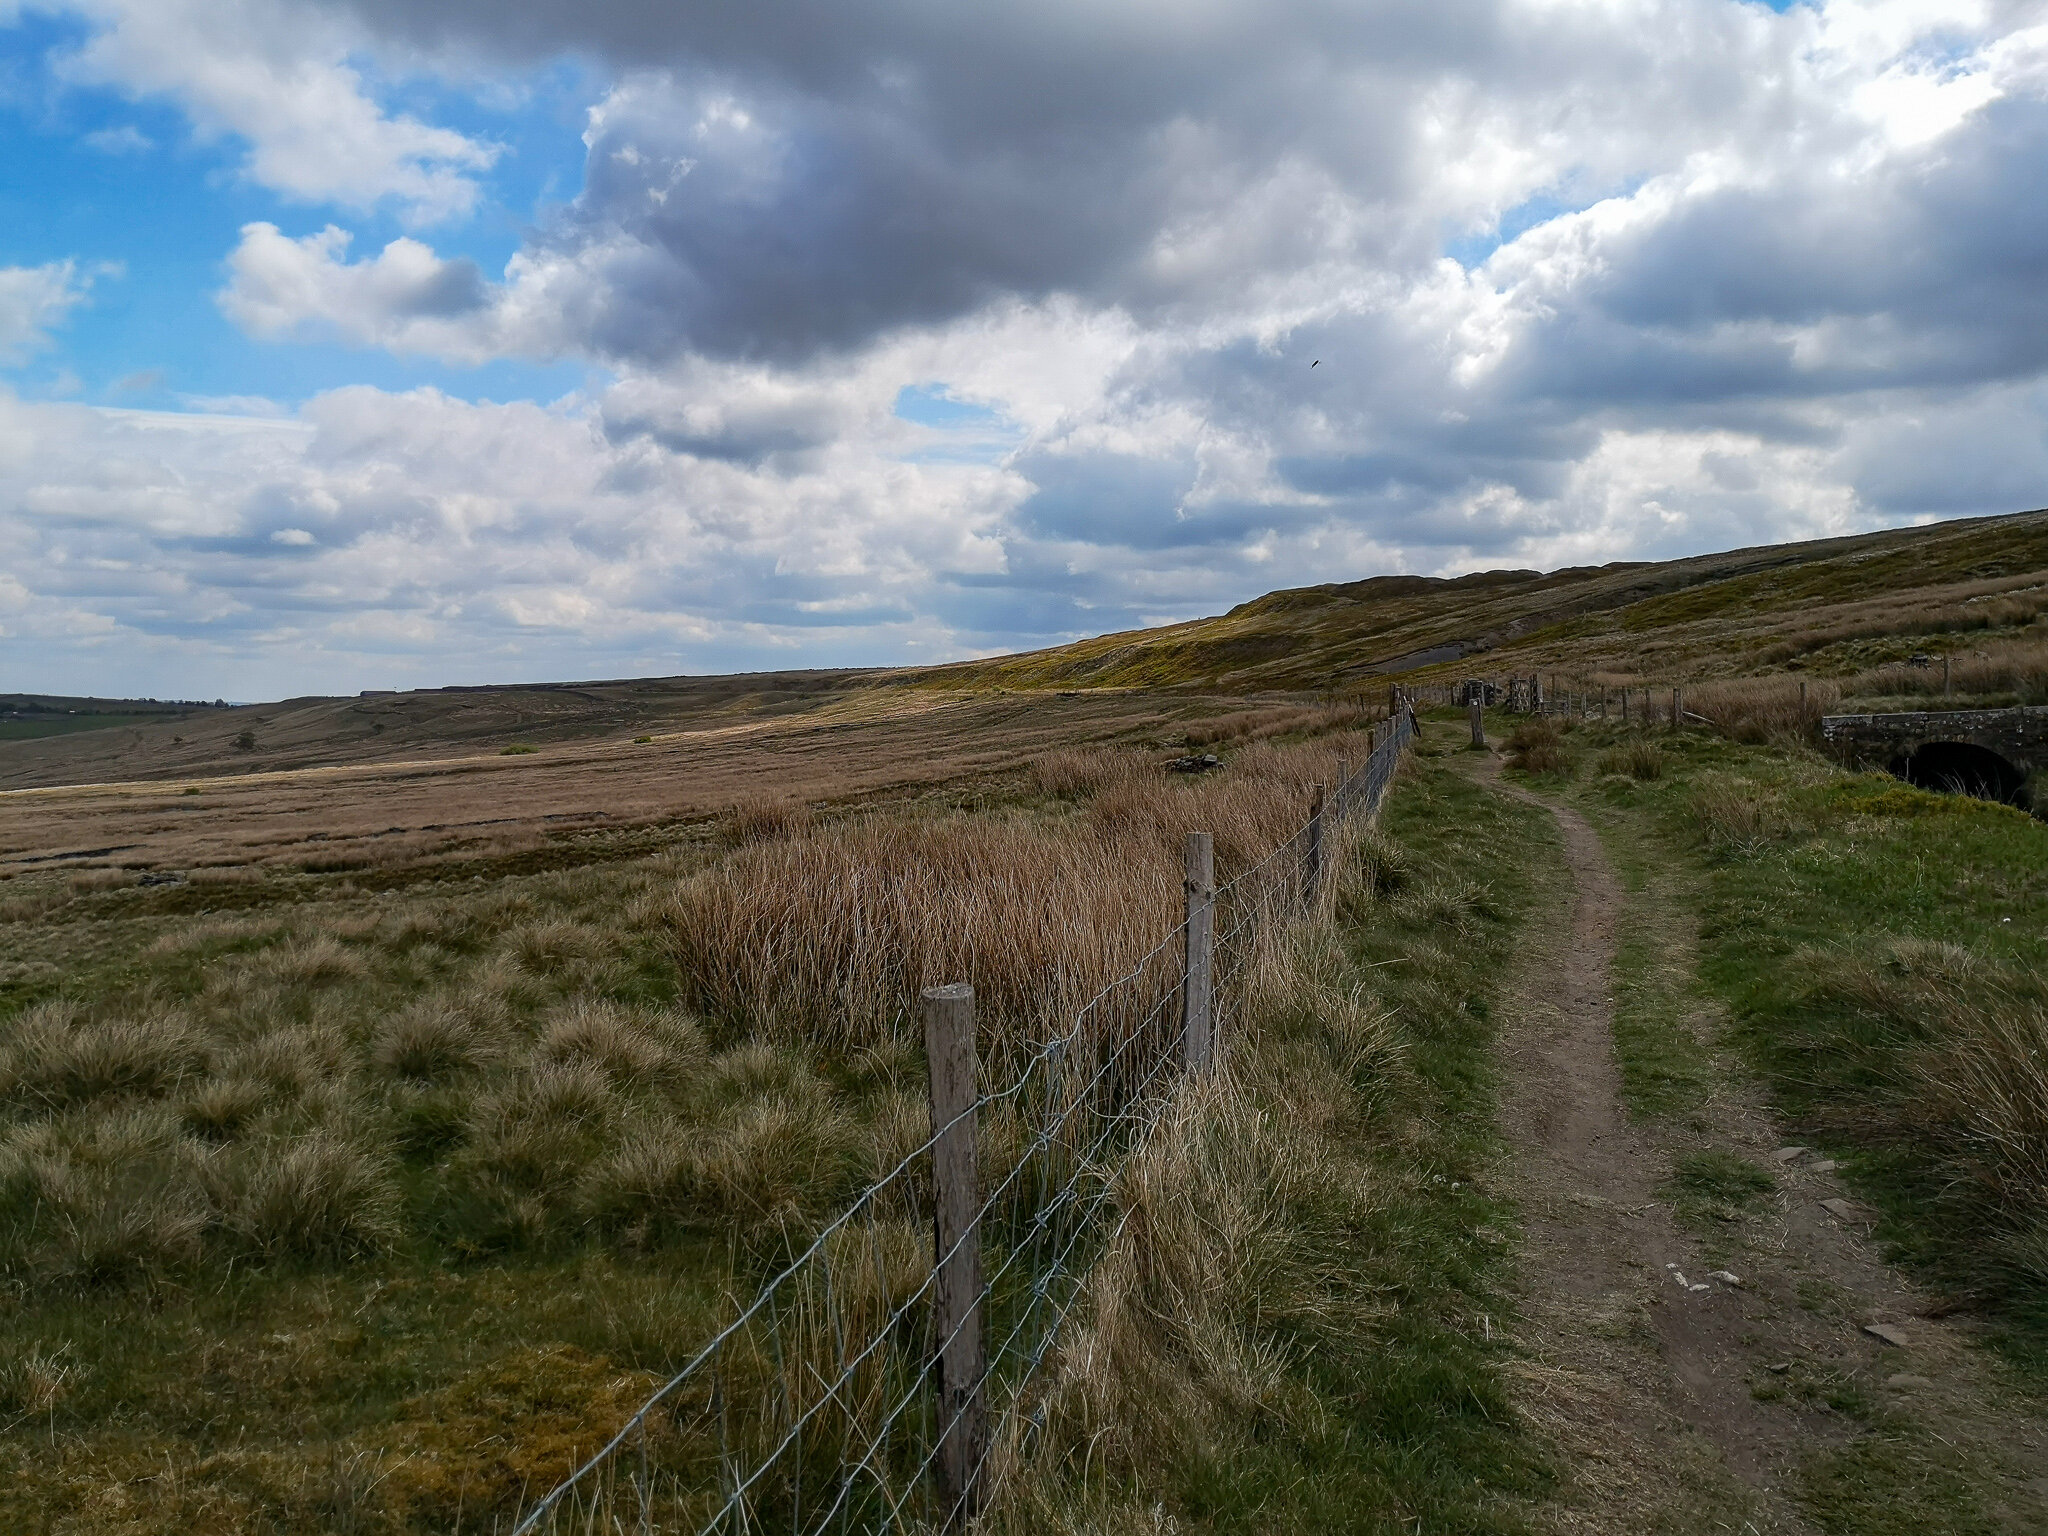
[
  {"left": 1944, "top": 655, "right": 1952, "bottom": 700},
  {"left": 1469, "top": 700, "right": 1485, "bottom": 749},
  {"left": 923, "top": 983, "right": 986, "bottom": 1527},
  {"left": 1183, "top": 832, "right": 1215, "bottom": 1071},
  {"left": 1670, "top": 686, "right": 1683, "bottom": 730},
  {"left": 1799, "top": 680, "right": 1807, "bottom": 725},
  {"left": 1306, "top": 783, "right": 1326, "bottom": 905}
]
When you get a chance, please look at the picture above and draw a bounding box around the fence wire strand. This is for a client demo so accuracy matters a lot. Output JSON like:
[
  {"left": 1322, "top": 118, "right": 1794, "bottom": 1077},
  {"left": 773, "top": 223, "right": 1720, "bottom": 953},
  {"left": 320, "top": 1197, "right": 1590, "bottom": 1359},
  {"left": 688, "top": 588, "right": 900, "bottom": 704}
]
[{"left": 512, "top": 710, "right": 1416, "bottom": 1535}]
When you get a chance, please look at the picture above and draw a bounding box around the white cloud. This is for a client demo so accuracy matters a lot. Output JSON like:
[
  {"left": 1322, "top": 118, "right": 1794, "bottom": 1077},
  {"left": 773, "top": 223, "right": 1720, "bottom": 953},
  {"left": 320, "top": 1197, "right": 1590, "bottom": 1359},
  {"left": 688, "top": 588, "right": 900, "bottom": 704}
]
[
  {"left": 44, "top": 0, "right": 498, "bottom": 223},
  {"left": 81, "top": 124, "right": 152, "bottom": 153},
  {"left": 0, "top": 261, "right": 93, "bottom": 364},
  {"left": 16, "top": 0, "right": 2048, "bottom": 696},
  {"left": 220, "top": 223, "right": 510, "bottom": 358}
]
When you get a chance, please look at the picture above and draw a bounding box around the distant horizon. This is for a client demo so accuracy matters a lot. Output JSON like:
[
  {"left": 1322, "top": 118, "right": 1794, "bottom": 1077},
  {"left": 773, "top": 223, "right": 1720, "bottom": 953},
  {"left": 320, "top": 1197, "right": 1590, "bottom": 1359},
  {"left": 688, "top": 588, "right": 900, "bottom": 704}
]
[{"left": 7, "top": 504, "right": 2038, "bottom": 709}]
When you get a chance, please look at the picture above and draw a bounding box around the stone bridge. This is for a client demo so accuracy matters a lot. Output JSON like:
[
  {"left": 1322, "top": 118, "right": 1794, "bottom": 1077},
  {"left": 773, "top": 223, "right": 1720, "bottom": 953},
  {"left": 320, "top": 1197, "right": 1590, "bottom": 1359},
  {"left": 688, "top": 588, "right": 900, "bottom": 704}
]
[{"left": 1820, "top": 706, "right": 2048, "bottom": 804}]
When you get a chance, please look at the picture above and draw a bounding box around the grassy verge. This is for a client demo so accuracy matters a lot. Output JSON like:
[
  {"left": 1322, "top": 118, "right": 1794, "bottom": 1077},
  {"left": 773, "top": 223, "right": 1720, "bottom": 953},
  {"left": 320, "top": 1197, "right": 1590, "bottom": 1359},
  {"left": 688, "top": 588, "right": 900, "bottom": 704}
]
[
  {"left": 1523, "top": 716, "right": 2048, "bottom": 1376},
  {"left": 1002, "top": 746, "right": 1562, "bottom": 1532}
]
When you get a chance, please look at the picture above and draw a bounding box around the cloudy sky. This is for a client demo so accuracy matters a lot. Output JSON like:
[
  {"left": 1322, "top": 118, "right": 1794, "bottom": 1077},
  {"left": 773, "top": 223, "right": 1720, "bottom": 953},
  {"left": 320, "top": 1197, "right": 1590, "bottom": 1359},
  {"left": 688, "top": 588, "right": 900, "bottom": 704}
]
[{"left": 2, "top": 0, "right": 2046, "bottom": 699}]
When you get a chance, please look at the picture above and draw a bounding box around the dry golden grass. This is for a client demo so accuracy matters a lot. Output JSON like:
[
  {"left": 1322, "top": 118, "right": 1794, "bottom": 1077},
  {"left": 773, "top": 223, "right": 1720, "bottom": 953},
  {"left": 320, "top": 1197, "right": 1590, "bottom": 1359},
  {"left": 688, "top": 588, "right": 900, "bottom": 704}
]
[
  {"left": 1686, "top": 674, "right": 1840, "bottom": 741},
  {"left": 1840, "top": 637, "right": 2048, "bottom": 704},
  {"left": 669, "top": 733, "right": 1371, "bottom": 1057},
  {"left": 1505, "top": 717, "right": 1570, "bottom": 774},
  {"left": 1182, "top": 700, "right": 1384, "bottom": 748},
  {"left": 984, "top": 854, "right": 1417, "bottom": 1531},
  {"left": 0, "top": 689, "right": 1206, "bottom": 880}
]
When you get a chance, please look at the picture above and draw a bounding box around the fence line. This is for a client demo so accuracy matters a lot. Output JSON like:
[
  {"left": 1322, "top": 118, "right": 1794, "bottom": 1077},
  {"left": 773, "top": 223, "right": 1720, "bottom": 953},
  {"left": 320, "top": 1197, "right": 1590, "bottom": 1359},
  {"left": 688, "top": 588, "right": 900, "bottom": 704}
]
[{"left": 510, "top": 708, "right": 1417, "bottom": 1535}]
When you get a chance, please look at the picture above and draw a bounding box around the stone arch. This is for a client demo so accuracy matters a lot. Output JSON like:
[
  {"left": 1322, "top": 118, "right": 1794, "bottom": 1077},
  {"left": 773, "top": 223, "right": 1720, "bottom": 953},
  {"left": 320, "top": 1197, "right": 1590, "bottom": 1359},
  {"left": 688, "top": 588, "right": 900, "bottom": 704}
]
[{"left": 1889, "top": 739, "right": 2028, "bottom": 806}]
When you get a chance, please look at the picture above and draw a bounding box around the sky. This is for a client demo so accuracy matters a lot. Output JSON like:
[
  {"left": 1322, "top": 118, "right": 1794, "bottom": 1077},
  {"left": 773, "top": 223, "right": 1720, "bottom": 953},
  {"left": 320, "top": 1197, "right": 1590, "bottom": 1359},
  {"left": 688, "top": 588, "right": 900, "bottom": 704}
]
[{"left": 2, "top": 0, "right": 2047, "bottom": 700}]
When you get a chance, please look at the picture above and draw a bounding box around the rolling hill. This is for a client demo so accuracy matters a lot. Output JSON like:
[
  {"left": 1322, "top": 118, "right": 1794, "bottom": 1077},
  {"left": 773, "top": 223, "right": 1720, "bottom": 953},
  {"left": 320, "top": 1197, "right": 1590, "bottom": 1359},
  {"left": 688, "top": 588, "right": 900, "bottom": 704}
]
[{"left": 7, "top": 507, "right": 2048, "bottom": 792}]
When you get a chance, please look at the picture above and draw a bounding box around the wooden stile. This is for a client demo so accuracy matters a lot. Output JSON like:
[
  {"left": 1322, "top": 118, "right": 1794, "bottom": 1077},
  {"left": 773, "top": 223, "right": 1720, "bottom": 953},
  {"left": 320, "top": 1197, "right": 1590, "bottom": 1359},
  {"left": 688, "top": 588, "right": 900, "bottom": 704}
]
[{"left": 922, "top": 983, "right": 986, "bottom": 1527}]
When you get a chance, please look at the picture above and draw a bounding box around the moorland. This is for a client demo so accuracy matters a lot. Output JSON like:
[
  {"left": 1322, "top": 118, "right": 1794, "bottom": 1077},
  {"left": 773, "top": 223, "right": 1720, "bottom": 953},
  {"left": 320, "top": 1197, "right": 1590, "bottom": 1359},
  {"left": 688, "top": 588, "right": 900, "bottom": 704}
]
[{"left": 4, "top": 508, "right": 2048, "bottom": 1533}]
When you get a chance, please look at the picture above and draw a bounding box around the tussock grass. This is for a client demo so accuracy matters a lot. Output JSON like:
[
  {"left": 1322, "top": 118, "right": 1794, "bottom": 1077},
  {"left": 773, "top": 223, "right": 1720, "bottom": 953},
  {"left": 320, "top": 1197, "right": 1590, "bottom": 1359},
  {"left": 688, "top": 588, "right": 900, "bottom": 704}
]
[
  {"left": 722, "top": 793, "right": 812, "bottom": 845},
  {"left": 209, "top": 1134, "right": 402, "bottom": 1261},
  {"left": 0, "top": 1003, "right": 204, "bottom": 1109},
  {"left": 1781, "top": 940, "right": 2048, "bottom": 1280},
  {"left": 990, "top": 754, "right": 1553, "bottom": 1532},
  {"left": 371, "top": 999, "right": 496, "bottom": 1081},
  {"left": 670, "top": 734, "right": 1371, "bottom": 1056},
  {"left": 1688, "top": 675, "right": 1836, "bottom": 742},
  {"left": 1506, "top": 716, "right": 1571, "bottom": 775},
  {"left": 1595, "top": 739, "right": 1665, "bottom": 780}
]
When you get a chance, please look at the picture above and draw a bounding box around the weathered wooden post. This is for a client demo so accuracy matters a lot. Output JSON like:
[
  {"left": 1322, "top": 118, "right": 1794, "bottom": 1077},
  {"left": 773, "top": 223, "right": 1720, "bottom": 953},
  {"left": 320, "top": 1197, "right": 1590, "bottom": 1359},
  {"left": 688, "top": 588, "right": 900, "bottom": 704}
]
[
  {"left": 1944, "top": 655, "right": 1952, "bottom": 700},
  {"left": 923, "top": 983, "right": 986, "bottom": 1527},
  {"left": 1183, "top": 832, "right": 1215, "bottom": 1071},
  {"left": 1469, "top": 700, "right": 1486, "bottom": 749},
  {"left": 1306, "top": 783, "right": 1327, "bottom": 905},
  {"left": 1799, "top": 680, "right": 1807, "bottom": 724},
  {"left": 1670, "top": 686, "right": 1683, "bottom": 730}
]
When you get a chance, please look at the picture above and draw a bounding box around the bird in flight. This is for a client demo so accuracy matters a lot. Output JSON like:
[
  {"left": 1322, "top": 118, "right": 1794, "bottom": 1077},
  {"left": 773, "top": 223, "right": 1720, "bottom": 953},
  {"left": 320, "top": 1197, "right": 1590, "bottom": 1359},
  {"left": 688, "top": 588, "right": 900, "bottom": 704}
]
[{"left": 1311, "top": 360, "right": 1320, "bottom": 367}]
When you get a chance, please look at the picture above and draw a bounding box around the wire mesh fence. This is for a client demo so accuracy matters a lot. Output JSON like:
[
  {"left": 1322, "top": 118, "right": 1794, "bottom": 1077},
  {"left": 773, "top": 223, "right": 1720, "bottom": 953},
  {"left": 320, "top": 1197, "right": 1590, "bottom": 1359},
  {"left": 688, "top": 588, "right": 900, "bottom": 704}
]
[{"left": 510, "top": 708, "right": 1416, "bottom": 1535}]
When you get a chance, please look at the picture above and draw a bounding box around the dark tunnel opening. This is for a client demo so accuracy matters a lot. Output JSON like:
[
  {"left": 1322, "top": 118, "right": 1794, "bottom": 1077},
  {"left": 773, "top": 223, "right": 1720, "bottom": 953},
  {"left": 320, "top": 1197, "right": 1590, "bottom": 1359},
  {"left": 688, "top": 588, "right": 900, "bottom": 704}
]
[{"left": 1889, "top": 740, "right": 2030, "bottom": 806}]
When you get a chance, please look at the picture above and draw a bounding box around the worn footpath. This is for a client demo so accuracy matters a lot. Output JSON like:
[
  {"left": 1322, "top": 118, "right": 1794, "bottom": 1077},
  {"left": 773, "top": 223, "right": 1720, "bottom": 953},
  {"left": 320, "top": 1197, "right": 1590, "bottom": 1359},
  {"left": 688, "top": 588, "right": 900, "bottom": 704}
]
[{"left": 1469, "top": 753, "right": 2048, "bottom": 1534}]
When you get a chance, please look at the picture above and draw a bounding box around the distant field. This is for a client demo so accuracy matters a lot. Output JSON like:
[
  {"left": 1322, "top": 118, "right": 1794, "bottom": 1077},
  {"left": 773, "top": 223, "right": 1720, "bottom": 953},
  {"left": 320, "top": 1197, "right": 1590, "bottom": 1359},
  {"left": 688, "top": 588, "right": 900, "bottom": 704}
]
[{"left": 0, "top": 714, "right": 189, "bottom": 743}]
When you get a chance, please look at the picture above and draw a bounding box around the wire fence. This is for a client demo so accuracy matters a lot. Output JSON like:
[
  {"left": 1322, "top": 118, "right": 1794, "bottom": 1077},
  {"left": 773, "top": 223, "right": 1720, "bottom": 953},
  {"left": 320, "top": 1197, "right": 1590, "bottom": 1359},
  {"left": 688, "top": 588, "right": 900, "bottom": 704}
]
[{"left": 510, "top": 708, "right": 1417, "bottom": 1535}]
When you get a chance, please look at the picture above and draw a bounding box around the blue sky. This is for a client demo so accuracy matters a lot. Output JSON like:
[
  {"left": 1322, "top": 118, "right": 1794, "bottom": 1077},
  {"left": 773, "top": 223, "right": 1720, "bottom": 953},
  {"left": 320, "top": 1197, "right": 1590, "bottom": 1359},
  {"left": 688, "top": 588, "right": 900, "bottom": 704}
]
[
  {"left": 2, "top": 0, "right": 2046, "bottom": 700},
  {"left": 0, "top": 12, "right": 593, "bottom": 409}
]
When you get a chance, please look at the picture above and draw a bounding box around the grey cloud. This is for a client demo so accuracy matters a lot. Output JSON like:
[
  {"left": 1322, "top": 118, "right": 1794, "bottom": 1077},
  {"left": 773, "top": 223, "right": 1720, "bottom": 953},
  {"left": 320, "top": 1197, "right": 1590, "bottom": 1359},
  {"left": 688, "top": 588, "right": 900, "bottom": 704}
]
[{"left": 327, "top": 0, "right": 1566, "bottom": 360}]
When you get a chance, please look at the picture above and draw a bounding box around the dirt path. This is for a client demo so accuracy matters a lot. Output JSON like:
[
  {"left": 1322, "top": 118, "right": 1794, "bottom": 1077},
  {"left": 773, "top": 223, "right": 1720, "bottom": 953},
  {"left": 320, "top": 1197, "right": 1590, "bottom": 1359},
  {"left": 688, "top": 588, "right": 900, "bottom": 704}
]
[{"left": 1474, "top": 756, "right": 2048, "bottom": 1534}]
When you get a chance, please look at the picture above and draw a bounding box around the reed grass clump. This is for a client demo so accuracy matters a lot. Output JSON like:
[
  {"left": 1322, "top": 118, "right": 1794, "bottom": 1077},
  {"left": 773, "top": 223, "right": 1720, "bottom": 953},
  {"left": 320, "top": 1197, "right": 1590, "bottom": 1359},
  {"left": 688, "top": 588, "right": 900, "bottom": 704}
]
[
  {"left": 1595, "top": 739, "right": 1665, "bottom": 781},
  {"left": 668, "top": 734, "right": 1369, "bottom": 1057},
  {"left": 1687, "top": 675, "right": 1837, "bottom": 742},
  {"left": 1689, "top": 775, "right": 1802, "bottom": 856},
  {"left": 723, "top": 794, "right": 812, "bottom": 845},
  {"left": 1504, "top": 717, "right": 1570, "bottom": 775},
  {"left": 1783, "top": 939, "right": 2048, "bottom": 1282}
]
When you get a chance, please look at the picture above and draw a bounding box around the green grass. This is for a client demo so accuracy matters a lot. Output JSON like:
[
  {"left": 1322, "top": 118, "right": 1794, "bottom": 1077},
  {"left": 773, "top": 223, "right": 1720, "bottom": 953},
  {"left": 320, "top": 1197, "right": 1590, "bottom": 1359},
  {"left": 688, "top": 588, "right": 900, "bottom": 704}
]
[
  {"left": 1553, "top": 722, "right": 2048, "bottom": 1377},
  {"left": 1013, "top": 747, "right": 1563, "bottom": 1532}
]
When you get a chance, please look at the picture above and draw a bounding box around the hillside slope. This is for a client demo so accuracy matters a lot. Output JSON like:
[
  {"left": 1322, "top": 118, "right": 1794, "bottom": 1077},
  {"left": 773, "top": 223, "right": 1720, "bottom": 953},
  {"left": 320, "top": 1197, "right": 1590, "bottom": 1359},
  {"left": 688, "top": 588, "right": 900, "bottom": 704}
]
[
  {"left": 920, "top": 509, "right": 2048, "bottom": 691},
  {"left": 9, "top": 508, "right": 2048, "bottom": 791}
]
